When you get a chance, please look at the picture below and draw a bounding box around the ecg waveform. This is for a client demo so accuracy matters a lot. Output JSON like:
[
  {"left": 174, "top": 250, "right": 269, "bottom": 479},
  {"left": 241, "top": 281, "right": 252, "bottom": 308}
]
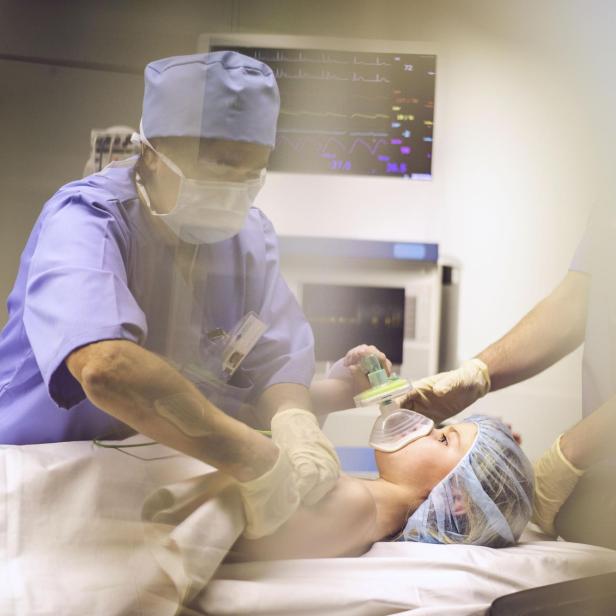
[
  {"left": 273, "top": 68, "right": 391, "bottom": 83},
  {"left": 212, "top": 45, "right": 436, "bottom": 178},
  {"left": 277, "top": 135, "right": 389, "bottom": 157},
  {"left": 253, "top": 49, "right": 392, "bottom": 67}
]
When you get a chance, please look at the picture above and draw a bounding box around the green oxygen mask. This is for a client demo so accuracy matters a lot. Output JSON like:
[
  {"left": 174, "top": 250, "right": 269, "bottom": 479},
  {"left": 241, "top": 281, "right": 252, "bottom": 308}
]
[
  {"left": 352, "top": 354, "right": 434, "bottom": 452},
  {"left": 352, "top": 354, "right": 413, "bottom": 408}
]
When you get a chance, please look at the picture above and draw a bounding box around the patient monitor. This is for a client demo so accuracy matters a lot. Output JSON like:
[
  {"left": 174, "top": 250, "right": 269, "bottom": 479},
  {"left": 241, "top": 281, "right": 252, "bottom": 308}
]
[
  {"left": 278, "top": 235, "right": 443, "bottom": 470},
  {"left": 278, "top": 235, "right": 442, "bottom": 382}
]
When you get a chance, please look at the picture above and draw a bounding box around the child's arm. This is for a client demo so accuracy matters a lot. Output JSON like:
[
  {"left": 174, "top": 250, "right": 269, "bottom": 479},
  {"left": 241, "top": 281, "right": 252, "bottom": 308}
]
[
  {"left": 228, "top": 475, "right": 377, "bottom": 561},
  {"left": 310, "top": 377, "right": 357, "bottom": 413},
  {"left": 310, "top": 345, "right": 393, "bottom": 413}
]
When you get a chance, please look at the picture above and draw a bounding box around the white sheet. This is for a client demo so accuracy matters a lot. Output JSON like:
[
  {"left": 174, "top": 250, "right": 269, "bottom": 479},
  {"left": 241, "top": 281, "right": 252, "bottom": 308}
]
[
  {"left": 198, "top": 531, "right": 616, "bottom": 615},
  {"left": 2, "top": 438, "right": 616, "bottom": 616},
  {"left": 0, "top": 437, "right": 242, "bottom": 616}
]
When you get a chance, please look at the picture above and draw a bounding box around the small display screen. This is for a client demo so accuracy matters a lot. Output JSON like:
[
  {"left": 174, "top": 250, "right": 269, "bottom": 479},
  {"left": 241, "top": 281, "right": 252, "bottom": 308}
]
[
  {"left": 302, "top": 284, "right": 405, "bottom": 364},
  {"left": 212, "top": 45, "right": 436, "bottom": 179}
]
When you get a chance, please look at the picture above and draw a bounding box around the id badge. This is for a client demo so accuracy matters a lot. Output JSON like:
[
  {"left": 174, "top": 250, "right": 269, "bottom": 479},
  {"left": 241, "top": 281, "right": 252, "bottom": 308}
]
[{"left": 221, "top": 312, "right": 268, "bottom": 378}]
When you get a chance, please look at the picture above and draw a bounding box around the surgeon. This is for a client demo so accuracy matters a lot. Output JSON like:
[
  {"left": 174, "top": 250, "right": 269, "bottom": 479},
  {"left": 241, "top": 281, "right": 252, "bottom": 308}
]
[
  {"left": 401, "top": 201, "right": 616, "bottom": 548},
  {"left": 0, "top": 51, "right": 340, "bottom": 538}
]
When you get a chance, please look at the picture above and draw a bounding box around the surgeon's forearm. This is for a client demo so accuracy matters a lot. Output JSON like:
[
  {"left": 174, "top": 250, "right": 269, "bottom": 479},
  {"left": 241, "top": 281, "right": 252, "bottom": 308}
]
[
  {"left": 560, "top": 394, "right": 616, "bottom": 469},
  {"left": 478, "top": 271, "right": 589, "bottom": 391},
  {"left": 67, "top": 340, "right": 278, "bottom": 481}
]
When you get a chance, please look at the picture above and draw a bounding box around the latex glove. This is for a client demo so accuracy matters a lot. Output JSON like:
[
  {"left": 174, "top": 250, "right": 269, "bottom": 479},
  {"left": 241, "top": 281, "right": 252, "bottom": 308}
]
[
  {"left": 237, "top": 448, "right": 301, "bottom": 539},
  {"left": 531, "top": 434, "right": 585, "bottom": 537},
  {"left": 271, "top": 408, "right": 340, "bottom": 506},
  {"left": 401, "top": 358, "right": 491, "bottom": 422}
]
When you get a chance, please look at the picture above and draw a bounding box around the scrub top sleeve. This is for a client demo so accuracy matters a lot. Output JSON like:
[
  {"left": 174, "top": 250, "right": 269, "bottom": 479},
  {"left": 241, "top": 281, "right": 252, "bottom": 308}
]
[
  {"left": 240, "top": 212, "right": 315, "bottom": 397},
  {"left": 23, "top": 193, "right": 147, "bottom": 409},
  {"left": 570, "top": 233, "right": 590, "bottom": 274},
  {"left": 570, "top": 204, "right": 607, "bottom": 275}
]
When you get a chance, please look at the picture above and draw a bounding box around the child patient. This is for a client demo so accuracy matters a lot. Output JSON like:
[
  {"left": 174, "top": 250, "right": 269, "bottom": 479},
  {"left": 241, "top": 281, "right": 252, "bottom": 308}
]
[{"left": 230, "top": 412, "right": 534, "bottom": 561}]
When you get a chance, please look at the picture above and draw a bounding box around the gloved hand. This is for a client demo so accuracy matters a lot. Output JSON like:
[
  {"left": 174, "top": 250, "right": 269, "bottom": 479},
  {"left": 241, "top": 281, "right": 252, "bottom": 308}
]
[
  {"left": 401, "top": 358, "right": 491, "bottom": 422},
  {"left": 271, "top": 408, "right": 340, "bottom": 506},
  {"left": 531, "top": 434, "right": 585, "bottom": 537},
  {"left": 237, "top": 447, "right": 301, "bottom": 539}
]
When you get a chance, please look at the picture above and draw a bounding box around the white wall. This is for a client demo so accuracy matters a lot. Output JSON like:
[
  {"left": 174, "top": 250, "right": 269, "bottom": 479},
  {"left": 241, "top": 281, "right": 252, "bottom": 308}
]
[
  {"left": 2, "top": 0, "right": 614, "bottom": 459},
  {"left": 232, "top": 1, "right": 615, "bottom": 459}
]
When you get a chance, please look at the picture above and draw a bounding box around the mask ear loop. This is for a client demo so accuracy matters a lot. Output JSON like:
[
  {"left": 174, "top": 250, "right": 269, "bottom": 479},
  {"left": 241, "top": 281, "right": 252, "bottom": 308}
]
[
  {"left": 132, "top": 120, "right": 156, "bottom": 213},
  {"left": 131, "top": 120, "right": 185, "bottom": 178},
  {"left": 132, "top": 119, "right": 186, "bottom": 220}
]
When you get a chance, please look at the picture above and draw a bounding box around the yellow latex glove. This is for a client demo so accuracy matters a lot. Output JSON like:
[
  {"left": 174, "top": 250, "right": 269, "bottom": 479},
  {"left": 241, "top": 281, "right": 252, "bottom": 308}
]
[
  {"left": 238, "top": 448, "right": 301, "bottom": 539},
  {"left": 271, "top": 408, "right": 340, "bottom": 506},
  {"left": 531, "top": 434, "right": 585, "bottom": 537},
  {"left": 402, "top": 358, "right": 491, "bottom": 422}
]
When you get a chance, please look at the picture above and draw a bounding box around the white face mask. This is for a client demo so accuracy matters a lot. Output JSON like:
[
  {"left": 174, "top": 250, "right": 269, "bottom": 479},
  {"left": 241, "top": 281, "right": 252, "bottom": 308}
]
[{"left": 133, "top": 128, "right": 265, "bottom": 244}]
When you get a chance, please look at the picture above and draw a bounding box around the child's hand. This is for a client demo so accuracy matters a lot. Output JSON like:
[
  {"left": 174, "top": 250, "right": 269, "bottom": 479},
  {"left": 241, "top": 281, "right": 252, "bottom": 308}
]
[
  {"left": 343, "top": 344, "right": 393, "bottom": 374},
  {"left": 343, "top": 345, "right": 393, "bottom": 395}
]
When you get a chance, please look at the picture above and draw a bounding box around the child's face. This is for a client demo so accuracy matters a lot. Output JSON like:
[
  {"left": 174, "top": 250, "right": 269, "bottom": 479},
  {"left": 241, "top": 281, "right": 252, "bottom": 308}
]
[{"left": 375, "top": 422, "right": 478, "bottom": 495}]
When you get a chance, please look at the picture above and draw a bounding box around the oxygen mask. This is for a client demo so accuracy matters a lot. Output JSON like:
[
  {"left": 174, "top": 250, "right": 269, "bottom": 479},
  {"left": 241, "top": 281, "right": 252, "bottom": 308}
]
[
  {"left": 352, "top": 354, "right": 433, "bottom": 452},
  {"left": 369, "top": 398, "right": 434, "bottom": 452}
]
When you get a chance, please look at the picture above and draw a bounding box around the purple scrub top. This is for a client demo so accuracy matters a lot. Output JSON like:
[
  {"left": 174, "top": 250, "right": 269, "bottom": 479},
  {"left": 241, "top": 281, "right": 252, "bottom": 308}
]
[{"left": 0, "top": 159, "right": 314, "bottom": 444}]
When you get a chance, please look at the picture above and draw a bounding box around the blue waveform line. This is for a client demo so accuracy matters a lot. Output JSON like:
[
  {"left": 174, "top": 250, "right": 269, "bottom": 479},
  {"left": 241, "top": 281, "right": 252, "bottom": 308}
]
[
  {"left": 277, "top": 135, "right": 390, "bottom": 156},
  {"left": 276, "top": 135, "right": 327, "bottom": 152}
]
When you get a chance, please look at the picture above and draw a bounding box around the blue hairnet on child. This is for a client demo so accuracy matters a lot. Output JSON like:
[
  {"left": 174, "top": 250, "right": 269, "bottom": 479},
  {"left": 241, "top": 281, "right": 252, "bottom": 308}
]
[{"left": 400, "top": 415, "right": 534, "bottom": 547}]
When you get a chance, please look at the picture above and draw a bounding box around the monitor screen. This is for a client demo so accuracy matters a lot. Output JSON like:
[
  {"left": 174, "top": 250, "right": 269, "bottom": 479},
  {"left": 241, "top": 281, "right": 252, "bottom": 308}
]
[
  {"left": 211, "top": 45, "right": 436, "bottom": 179},
  {"left": 302, "top": 284, "right": 405, "bottom": 364}
]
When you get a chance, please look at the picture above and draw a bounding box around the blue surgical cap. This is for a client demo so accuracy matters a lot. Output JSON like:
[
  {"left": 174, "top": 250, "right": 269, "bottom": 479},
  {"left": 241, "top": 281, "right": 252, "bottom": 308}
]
[
  {"left": 400, "top": 415, "right": 534, "bottom": 548},
  {"left": 142, "top": 51, "right": 280, "bottom": 147}
]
